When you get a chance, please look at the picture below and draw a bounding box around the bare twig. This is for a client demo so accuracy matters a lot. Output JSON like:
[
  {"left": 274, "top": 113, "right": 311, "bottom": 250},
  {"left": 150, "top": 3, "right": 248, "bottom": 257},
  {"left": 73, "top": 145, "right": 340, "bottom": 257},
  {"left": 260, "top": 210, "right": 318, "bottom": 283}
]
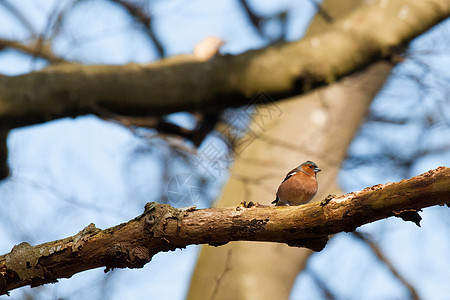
[
  {"left": 0, "top": 38, "right": 65, "bottom": 63},
  {"left": 308, "top": 268, "right": 336, "bottom": 300},
  {"left": 95, "top": 104, "right": 220, "bottom": 147},
  {"left": 237, "top": 0, "right": 288, "bottom": 42},
  {"left": 237, "top": 0, "right": 265, "bottom": 37},
  {"left": 210, "top": 250, "right": 232, "bottom": 300},
  {"left": 31, "top": 1, "right": 65, "bottom": 64},
  {"left": 308, "top": 0, "right": 334, "bottom": 23},
  {"left": 0, "top": 0, "right": 37, "bottom": 38},
  {"left": 109, "top": 0, "right": 165, "bottom": 57},
  {"left": 352, "top": 231, "right": 421, "bottom": 300}
]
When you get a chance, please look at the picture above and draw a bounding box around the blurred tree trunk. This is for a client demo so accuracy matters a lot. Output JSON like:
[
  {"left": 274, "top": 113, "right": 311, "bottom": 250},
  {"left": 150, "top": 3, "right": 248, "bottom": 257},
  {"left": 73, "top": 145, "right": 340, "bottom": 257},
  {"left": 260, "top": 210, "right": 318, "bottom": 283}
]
[{"left": 187, "top": 1, "right": 394, "bottom": 299}]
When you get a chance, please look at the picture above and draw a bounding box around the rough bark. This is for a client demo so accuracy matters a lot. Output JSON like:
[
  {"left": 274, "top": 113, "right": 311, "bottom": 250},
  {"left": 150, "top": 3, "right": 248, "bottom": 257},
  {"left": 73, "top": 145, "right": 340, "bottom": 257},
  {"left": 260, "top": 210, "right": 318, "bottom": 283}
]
[
  {"left": 0, "top": 0, "right": 448, "bottom": 129},
  {"left": 0, "top": 166, "right": 448, "bottom": 295}
]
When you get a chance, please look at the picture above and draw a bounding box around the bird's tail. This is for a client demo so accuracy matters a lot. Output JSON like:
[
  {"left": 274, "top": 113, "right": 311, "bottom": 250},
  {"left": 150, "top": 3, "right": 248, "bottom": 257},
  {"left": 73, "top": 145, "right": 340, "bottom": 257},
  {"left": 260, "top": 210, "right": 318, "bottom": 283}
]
[{"left": 271, "top": 195, "right": 279, "bottom": 205}]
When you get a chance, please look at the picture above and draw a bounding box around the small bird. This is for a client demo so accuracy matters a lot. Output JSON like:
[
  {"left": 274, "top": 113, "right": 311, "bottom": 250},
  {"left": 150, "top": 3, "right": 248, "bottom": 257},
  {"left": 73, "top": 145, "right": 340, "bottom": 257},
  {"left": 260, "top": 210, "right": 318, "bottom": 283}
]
[{"left": 272, "top": 161, "right": 321, "bottom": 206}]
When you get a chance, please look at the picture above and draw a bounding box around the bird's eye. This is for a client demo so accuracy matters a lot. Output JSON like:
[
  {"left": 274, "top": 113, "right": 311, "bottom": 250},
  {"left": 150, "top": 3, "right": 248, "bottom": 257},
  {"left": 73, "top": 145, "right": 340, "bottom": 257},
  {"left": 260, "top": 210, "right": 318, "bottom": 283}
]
[{"left": 309, "top": 165, "right": 314, "bottom": 168}]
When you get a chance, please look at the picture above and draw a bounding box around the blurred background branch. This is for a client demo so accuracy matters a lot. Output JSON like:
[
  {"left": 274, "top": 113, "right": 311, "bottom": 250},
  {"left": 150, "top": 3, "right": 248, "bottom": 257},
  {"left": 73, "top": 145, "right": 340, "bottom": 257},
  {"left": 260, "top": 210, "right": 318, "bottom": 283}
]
[
  {"left": 0, "top": 0, "right": 449, "bottom": 299},
  {"left": 109, "top": 0, "right": 165, "bottom": 58}
]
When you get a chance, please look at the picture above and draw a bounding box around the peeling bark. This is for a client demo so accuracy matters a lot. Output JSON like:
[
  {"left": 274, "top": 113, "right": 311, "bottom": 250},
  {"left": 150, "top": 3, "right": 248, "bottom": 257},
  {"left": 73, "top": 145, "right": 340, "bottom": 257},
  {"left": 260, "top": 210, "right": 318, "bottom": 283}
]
[{"left": 0, "top": 166, "right": 448, "bottom": 295}]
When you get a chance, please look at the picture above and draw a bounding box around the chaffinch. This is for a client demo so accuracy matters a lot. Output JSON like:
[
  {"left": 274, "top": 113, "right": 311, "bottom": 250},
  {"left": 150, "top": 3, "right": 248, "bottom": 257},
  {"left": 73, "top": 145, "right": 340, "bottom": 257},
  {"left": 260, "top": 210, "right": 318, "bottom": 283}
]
[{"left": 272, "top": 161, "right": 321, "bottom": 206}]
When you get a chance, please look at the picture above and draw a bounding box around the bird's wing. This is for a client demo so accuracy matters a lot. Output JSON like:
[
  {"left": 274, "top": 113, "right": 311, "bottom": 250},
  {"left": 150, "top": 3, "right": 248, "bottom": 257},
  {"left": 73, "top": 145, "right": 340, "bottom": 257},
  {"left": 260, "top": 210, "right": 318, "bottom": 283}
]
[
  {"left": 281, "top": 169, "right": 298, "bottom": 183},
  {"left": 272, "top": 168, "right": 298, "bottom": 204}
]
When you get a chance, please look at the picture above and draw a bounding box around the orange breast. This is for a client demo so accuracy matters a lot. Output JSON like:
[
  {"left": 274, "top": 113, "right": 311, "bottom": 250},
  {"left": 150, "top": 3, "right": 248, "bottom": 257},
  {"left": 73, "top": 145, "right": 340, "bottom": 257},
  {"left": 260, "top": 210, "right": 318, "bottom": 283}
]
[{"left": 277, "top": 172, "right": 318, "bottom": 205}]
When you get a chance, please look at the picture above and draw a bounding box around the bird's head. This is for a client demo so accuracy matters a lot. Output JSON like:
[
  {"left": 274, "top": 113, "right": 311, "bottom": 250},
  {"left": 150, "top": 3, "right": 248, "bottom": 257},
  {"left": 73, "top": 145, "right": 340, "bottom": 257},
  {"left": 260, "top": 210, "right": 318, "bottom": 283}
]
[{"left": 299, "top": 161, "right": 321, "bottom": 176}]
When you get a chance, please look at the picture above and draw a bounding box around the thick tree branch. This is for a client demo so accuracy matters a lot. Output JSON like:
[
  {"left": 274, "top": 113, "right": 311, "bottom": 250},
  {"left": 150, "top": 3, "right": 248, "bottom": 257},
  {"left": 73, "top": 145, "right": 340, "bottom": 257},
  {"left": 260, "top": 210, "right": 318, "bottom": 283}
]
[
  {"left": 0, "top": 166, "right": 448, "bottom": 295},
  {"left": 0, "top": 0, "right": 449, "bottom": 130}
]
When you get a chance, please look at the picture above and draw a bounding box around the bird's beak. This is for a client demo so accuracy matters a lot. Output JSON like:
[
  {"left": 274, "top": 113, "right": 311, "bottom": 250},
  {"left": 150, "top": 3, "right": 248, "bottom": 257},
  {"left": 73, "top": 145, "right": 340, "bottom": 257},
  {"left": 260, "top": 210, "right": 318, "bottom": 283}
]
[{"left": 314, "top": 167, "right": 321, "bottom": 173}]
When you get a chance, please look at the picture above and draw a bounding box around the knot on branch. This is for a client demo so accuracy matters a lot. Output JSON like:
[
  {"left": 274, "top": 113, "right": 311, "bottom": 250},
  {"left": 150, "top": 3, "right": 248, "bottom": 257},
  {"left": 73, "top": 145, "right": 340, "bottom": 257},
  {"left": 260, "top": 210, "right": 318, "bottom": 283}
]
[
  {"left": 72, "top": 223, "right": 101, "bottom": 252},
  {"left": 2, "top": 242, "right": 53, "bottom": 291},
  {"left": 320, "top": 194, "right": 335, "bottom": 206},
  {"left": 6, "top": 243, "right": 40, "bottom": 280},
  {"left": 142, "top": 202, "right": 188, "bottom": 237},
  {"left": 237, "top": 201, "right": 257, "bottom": 208},
  {"left": 104, "top": 244, "right": 151, "bottom": 272},
  {"left": 230, "top": 218, "right": 269, "bottom": 239}
]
